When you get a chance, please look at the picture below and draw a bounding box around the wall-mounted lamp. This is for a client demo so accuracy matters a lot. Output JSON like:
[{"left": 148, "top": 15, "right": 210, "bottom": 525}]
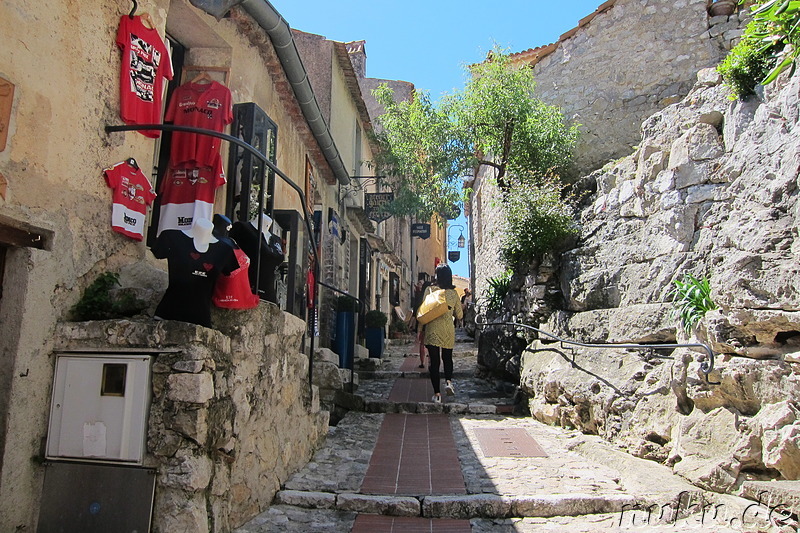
[{"left": 448, "top": 224, "right": 465, "bottom": 249}]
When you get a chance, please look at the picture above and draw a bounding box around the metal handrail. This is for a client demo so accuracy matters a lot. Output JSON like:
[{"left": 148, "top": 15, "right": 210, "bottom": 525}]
[
  {"left": 476, "top": 315, "right": 719, "bottom": 385},
  {"left": 105, "top": 123, "right": 321, "bottom": 393}
]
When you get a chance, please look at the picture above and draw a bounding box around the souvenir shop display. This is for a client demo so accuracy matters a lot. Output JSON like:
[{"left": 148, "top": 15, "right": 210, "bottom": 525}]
[
  {"left": 151, "top": 218, "right": 238, "bottom": 327},
  {"left": 116, "top": 13, "right": 173, "bottom": 137},
  {"left": 103, "top": 158, "right": 156, "bottom": 241},
  {"left": 158, "top": 77, "right": 233, "bottom": 234},
  {"left": 156, "top": 157, "right": 226, "bottom": 234}
]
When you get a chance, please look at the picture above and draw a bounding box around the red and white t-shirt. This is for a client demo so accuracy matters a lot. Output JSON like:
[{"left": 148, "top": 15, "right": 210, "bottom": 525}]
[
  {"left": 116, "top": 15, "right": 173, "bottom": 138},
  {"left": 165, "top": 81, "right": 233, "bottom": 167},
  {"left": 103, "top": 160, "right": 156, "bottom": 241},
  {"left": 156, "top": 157, "right": 226, "bottom": 235}
]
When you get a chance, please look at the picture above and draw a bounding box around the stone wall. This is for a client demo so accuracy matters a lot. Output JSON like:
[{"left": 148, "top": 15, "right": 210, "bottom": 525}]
[
  {"left": 54, "top": 304, "right": 329, "bottom": 532},
  {"left": 523, "top": 0, "right": 748, "bottom": 176},
  {"left": 509, "top": 68, "right": 800, "bottom": 495}
]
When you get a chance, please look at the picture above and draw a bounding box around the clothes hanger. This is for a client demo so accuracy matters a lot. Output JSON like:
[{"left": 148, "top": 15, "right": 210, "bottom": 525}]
[
  {"left": 190, "top": 71, "right": 214, "bottom": 84},
  {"left": 128, "top": 0, "right": 155, "bottom": 29}
]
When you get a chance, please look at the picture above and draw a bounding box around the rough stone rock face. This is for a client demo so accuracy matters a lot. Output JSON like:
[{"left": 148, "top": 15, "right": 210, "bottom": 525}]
[
  {"left": 54, "top": 303, "right": 329, "bottom": 532},
  {"left": 514, "top": 68, "right": 800, "bottom": 496}
]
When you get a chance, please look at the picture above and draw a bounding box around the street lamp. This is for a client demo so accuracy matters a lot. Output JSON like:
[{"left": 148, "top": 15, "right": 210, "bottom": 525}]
[{"left": 448, "top": 224, "right": 465, "bottom": 249}]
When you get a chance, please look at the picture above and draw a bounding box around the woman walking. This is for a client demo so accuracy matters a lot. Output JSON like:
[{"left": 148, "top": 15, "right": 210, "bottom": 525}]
[{"left": 424, "top": 264, "right": 463, "bottom": 403}]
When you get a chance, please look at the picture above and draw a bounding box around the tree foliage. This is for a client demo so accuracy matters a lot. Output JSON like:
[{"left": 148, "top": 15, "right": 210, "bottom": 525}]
[
  {"left": 447, "top": 50, "right": 579, "bottom": 192},
  {"left": 719, "top": 0, "right": 800, "bottom": 98},
  {"left": 371, "top": 47, "right": 579, "bottom": 219},
  {"left": 499, "top": 177, "right": 578, "bottom": 267},
  {"left": 371, "top": 86, "right": 471, "bottom": 219}
]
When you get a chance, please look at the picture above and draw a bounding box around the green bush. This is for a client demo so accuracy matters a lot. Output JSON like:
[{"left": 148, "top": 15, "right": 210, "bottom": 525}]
[
  {"left": 499, "top": 178, "right": 577, "bottom": 267},
  {"left": 718, "top": 21, "right": 774, "bottom": 98},
  {"left": 718, "top": 0, "right": 800, "bottom": 99},
  {"left": 668, "top": 273, "right": 718, "bottom": 335},
  {"left": 365, "top": 310, "right": 388, "bottom": 329},
  {"left": 336, "top": 294, "right": 358, "bottom": 312},
  {"left": 71, "top": 272, "right": 144, "bottom": 321},
  {"left": 483, "top": 270, "right": 513, "bottom": 314}
]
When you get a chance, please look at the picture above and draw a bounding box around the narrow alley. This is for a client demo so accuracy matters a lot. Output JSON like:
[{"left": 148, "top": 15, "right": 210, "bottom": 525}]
[{"left": 235, "top": 334, "right": 760, "bottom": 533}]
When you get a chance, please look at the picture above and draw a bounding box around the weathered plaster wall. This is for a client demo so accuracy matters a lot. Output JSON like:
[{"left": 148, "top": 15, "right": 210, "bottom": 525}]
[
  {"left": 54, "top": 304, "right": 328, "bottom": 532},
  {"left": 0, "top": 0, "right": 343, "bottom": 528}
]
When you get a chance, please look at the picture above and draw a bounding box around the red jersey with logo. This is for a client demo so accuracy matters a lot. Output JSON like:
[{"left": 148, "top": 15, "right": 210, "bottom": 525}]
[
  {"left": 116, "top": 15, "right": 173, "bottom": 138},
  {"left": 103, "top": 160, "right": 156, "bottom": 241},
  {"left": 156, "top": 158, "right": 226, "bottom": 235},
  {"left": 165, "top": 81, "right": 233, "bottom": 167}
]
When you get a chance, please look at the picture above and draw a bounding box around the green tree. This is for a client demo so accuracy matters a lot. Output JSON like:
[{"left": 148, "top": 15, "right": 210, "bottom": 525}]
[
  {"left": 371, "top": 47, "right": 579, "bottom": 218},
  {"left": 447, "top": 50, "right": 579, "bottom": 192},
  {"left": 371, "top": 85, "right": 470, "bottom": 219}
]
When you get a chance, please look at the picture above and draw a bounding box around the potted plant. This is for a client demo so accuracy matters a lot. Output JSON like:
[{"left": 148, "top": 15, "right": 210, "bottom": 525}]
[
  {"left": 334, "top": 295, "right": 358, "bottom": 368},
  {"left": 389, "top": 318, "right": 409, "bottom": 339},
  {"left": 364, "top": 310, "right": 388, "bottom": 358}
]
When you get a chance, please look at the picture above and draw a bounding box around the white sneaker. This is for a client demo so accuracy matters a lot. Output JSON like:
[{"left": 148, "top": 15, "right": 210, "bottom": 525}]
[
  {"left": 444, "top": 382, "right": 455, "bottom": 396},
  {"left": 432, "top": 395, "right": 441, "bottom": 404}
]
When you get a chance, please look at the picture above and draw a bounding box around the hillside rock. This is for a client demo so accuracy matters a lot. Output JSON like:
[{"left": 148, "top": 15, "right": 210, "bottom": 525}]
[{"left": 517, "top": 68, "right": 800, "bottom": 496}]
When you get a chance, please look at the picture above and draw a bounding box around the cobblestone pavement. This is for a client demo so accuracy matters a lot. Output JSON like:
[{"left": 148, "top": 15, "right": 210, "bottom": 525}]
[{"left": 235, "top": 335, "right": 769, "bottom": 533}]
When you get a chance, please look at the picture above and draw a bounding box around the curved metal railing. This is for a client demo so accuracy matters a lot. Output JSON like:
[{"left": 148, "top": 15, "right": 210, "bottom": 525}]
[{"left": 475, "top": 315, "right": 719, "bottom": 385}]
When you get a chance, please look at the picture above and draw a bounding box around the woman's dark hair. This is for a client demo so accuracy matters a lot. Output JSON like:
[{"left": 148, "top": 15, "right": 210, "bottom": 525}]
[{"left": 435, "top": 263, "right": 455, "bottom": 290}]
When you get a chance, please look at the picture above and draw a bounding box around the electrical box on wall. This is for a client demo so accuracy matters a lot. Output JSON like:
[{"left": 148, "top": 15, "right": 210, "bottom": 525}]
[{"left": 46, "top": 354, "right": 152, "bottom": 464}]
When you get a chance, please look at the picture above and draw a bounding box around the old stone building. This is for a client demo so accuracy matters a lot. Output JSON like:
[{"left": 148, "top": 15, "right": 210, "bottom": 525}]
[
  {"left": 469, "top": 0, "right": 749, "bottom": 303},
  {"left": 0, "top": 0, "right": 408, "bottom": 530},
  {"left": 471, "top": 0, "right": 800, "bottom": 505}
]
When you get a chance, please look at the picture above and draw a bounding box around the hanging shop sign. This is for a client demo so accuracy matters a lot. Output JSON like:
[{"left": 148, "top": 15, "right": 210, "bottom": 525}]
[
  {"left": 365, "top": 192, "right": 394, "bottom": 222},
  {"left": 448, "top": 251, "right": 461, "bottom": 262},
  {"left": 411, "top": 223, "right": 430, "bottom": 239},
  {"left": 328, "top": 208, "right": 340, "bottom": 239}
]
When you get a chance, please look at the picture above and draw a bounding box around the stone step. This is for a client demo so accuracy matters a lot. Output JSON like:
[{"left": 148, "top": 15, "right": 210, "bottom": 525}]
[{"left": 273, "top": 489, "right": 639, "bottom": 520}]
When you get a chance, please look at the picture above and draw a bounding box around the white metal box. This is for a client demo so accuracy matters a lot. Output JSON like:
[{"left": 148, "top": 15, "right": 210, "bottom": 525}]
[{"left": 46, "top": 354, "right": 152, "bottom": 464}]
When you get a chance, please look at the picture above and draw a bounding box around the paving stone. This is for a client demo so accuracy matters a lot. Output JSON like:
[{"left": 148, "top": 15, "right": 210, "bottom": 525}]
[{"left": 336, "top": 493, "right": 420, "bottom": 516}]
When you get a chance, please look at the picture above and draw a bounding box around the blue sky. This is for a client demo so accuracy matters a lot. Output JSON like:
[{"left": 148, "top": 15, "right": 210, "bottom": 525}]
[{"left": 271, "top": 0, "right": 604, "bottom": 278}]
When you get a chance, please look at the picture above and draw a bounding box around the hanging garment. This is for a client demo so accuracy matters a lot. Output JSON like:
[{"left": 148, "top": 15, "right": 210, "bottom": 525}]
[
  {"left": 229, "top": 221, "right": 284, "bottom": 303},
  {"left": 164, "top": 80, "right": 233, "bottom": 167},
  {"left": 156, "top": 157, "right": 226, "bottom": 235},
  {"left": 116, "top": 15, "right": 173, "bottom": 137},
  {"left": 151, "top": 230, "right": 237, "bottom": 327},
  {"left": 103, "top": 159, "right": 156, "bottom": 241}
]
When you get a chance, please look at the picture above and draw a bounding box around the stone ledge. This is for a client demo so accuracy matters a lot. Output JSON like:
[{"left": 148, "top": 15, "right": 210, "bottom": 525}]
[
  {"left": 274, "top": 489, "right": 336, "bottom": 509},
  {"left": 336, "top": 493, "right": 419, "bottom": 516}
]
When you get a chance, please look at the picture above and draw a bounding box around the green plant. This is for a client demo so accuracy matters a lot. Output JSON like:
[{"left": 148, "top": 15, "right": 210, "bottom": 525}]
[
  {"left": 365, "top": 310, "right": 388, "bottom": 329},
  {"left": 336, "top": 294, "right": 358, "bottom": 313},
  {"left": 499, "top": 177, "right": 578, "bottom": 267},
  {"left": 718, "top": 18, "right": 775, "bottom": 98},
  {"left": 668, "top": 273, "right": 718, "bottom": 335},
  {"left": 719, "top": 0, "right": 800, "bottom": 98},
  {"left": 71, "top": 272, "right": 144, "bottom": 321},
  {"left": 483, "top": 270, "right": 513, "bottom": 313},
  {"left": 389, "top": 319, "right": 409, "bottom": 335}
]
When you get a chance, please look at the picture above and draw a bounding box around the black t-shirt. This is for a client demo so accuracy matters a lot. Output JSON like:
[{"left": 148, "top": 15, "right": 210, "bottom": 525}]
[
  {"left": 230, "top": 221, "right": 284, "bottom": 302},
  {"left": 152, "top": 230, "right": 237, "bottom": 327}
]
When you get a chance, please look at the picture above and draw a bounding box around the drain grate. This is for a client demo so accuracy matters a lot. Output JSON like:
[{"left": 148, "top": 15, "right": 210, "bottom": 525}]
[{"left": 474, "top": 428, "right": 548, "bottom": 458}]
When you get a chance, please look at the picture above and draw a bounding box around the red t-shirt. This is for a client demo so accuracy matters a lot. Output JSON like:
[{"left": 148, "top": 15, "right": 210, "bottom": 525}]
[
  {"left": 103, "top": 160, "right": 157, "bottom": 241},
  {"left": 156, "top": 157, "right": 226, "bottom": 235},
  {"left": 165, "top": 81, "right": 233, "bottom": 167},
  {"left": 116, "top": 15, "right": 173, "bottom": 138}
]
